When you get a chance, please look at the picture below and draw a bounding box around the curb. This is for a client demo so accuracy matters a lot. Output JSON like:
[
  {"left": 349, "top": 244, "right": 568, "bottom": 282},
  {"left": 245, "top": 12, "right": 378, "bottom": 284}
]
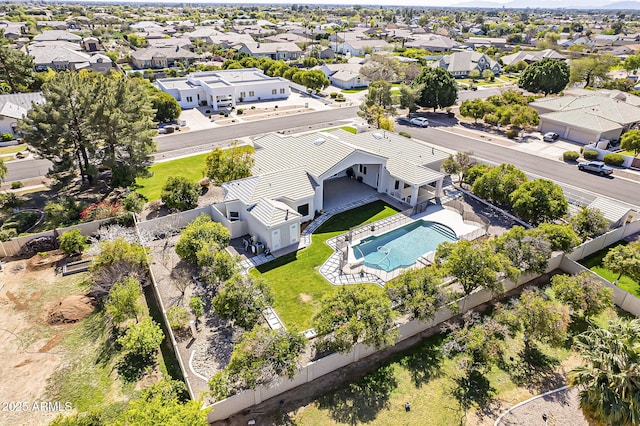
[{"left": 494, "top": 385, "right": 570, "bottom": 426}]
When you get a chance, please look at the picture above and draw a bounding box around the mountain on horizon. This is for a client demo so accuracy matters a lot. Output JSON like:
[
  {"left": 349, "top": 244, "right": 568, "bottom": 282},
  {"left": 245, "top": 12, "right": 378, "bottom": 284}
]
[{"left": 450, "top": 0, "right": 640, "bottom": 9}]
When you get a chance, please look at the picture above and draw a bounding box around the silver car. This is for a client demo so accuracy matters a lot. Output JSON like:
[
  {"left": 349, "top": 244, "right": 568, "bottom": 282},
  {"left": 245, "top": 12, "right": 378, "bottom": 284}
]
[
  {"left": 409, "top": 117, "right": 429, "bottom": 127},
  {"left": 578, "top": 161, "right": 613, "bottom": 176}
]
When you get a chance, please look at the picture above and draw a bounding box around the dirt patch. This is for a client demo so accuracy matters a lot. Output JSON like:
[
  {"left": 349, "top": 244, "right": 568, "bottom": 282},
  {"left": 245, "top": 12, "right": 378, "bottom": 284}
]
[
  {"left": 27, "top": 250, "right": 65, "bottom": 271},
  {"left": 5, "top": 291, "right": 28, "bottom": 310},
  {"left": 47, "top": 295, "right": 95, "bottom": 324},
  {"left": 30, "top": 291, "right": 42, "bottom": 302},
  {"left": 13, "top": 359, "right": 32, "bottom": 368},
  {"left": 39, "top": 333, "right": 64, "bottom": 353},
  {"left": 299, "top": 293, "right": 313, "bottom": 303}
]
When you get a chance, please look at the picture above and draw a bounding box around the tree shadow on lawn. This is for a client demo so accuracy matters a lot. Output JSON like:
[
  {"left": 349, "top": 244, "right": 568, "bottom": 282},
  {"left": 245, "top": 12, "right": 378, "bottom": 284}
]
[
  {"left": 451, "top": 368, "right": 498, "bottom": 424},
  {"left": 500, "top": 344, "right": 563, "bottom": 392},
  {"left": 317, "top": 364, "right": 398, "bottom": 425},
  {"left": 398, "top": 335, "right": 444, "bottom": 388},
  {"left": 255, "top": 251, "right": 298, "bottom": 273}
]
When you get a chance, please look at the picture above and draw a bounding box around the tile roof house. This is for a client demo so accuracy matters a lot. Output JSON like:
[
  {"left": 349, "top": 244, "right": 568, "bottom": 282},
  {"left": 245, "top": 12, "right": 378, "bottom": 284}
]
[
  {"left": 156, "top": 68, "right": 290, "bottom": 110},
  {"left": 33, "top": 30, "right": 82, "bottom": 42},
  {"left": 237, "top": 42, "right": 302, "bottom": 61},
  {"left": 500, "top": 49, "right": 566, "bottom": 66},
  {"left": 530, "top": 90, "right": 640, "bottom": 144},
  {"left": 318, "top": 63, "right": 369, "bottom": 89},
  {"left": 0, "top": 21, "right": 26, "bottom": 40},
  {"left": 130, "top": 46, "right": 200, "bottom": 69},
  {"left": 212, "top": 130, "right": 447, "bottom": 253},
  {"left": 404, "top": 34, "right": 459, "bottom": 52},
  {"left": 26, "top": 45, "right": 111, "bottom": 73},
  {"left": 0, "top": 92, "right": 43, "bottom": 136},
  {"left": 433, "top": 51, "right": 500, "bottom": 78},
  {"left": 336, "top": 37, "right": 392, "bottom": 56}
]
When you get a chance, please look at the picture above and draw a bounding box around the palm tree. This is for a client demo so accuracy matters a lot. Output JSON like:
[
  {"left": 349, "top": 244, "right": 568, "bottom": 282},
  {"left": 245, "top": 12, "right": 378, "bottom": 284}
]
[{"left": 570, "top": 319, "right": 640, "bottom": 426}]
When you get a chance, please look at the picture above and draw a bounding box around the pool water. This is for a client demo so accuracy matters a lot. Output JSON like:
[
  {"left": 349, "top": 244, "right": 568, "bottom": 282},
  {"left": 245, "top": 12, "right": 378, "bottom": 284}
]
[{"left": 353, "top": 220, "right": 457, "bottom": 272}]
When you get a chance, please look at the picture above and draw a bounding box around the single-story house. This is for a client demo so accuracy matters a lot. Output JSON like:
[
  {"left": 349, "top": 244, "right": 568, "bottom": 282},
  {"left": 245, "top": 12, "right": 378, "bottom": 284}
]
[
  {"left": 465, "top": 37, "right": 507, "bottom": 50},
  {"left": 318, "top": 63, "right": 369, "bottom": 89},
  {"left": 530, "top": 90, "right": 640, "bottom": 144},
  {"left": 212, "top": 129, "right": 448, "bottom": 252},
  {"left": 0, "top": 92, "right": 44, "bottom": 136},
  {"left": 500, "top": 49, "right": 565, "bottom": 67},
  {"left": 404, "top": 34, "right": 459, "bottom": 52},
  {"left": 130, "top": 46, "right": 200, "bottom": 69},
  {"left": 433, "top": 51, "right": 500, "bottom": 78},
  {"left": 0, "top": 20, "right": 26, "bottom": 40},
  {"left": 237, "top": 42, "right": 302, "bottom": 61},
  {"left": 147, "top": 37, "right": 194, "bottom": 51},
  {"left": 33, "top": 30, "right": 82, "bottom": 43},
  {"left": 336, "top": 38, "right": 392, "bottom": 57},
  {"left": 156, "top": 68, "right": 290, "bottom": 110},
  {"left": 27, "top": 45, "right": 110, "bottom": 73}
]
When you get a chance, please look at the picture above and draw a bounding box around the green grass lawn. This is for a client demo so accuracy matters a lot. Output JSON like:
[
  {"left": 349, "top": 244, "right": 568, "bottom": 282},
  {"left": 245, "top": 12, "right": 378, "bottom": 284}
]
[
  {"left": 134, "top": 153, "right": 209, "bottom": 201},
  {"left": 579, "top": 241, "right": 640, "bottom": 298},
  {"left": 251, "top": 201, "right": 398, "bottom": 330},
  {"left": 0, "top": 144, "right": 26, "bottom": 155}
]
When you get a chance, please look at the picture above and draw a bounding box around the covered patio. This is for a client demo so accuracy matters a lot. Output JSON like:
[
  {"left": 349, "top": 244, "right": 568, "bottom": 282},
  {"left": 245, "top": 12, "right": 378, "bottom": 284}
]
[{"left": 322, "top": 177, "right": 379, "bottom": 211}]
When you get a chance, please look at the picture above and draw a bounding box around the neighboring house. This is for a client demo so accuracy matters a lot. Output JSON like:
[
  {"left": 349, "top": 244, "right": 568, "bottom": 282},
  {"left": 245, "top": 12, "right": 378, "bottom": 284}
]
[
  {"left": 530, "top": 90, "right": 640, "bottom": 144},
  {"left": 88, "top": 54, "right": 113, "bottom": 73},
  {"left": 83, "top": 37, "right": 102, "bottom": 52},
  {"left": 237, "top": 42, "right": 302, "bottom": 61},
  {"left": 434, "top": 51, "right": 500, "bottom": 78},
  {"left": 33, "top": 30, "right": 82, "bottom": 43},
  {"left": 336, "top": 38, "right": 392, "bottom": 56},
  {"left": 36, "top": 20, "right": 70, "bottom": 30},
  {"left": 319, "top": 63, "right": 369, "bottom": 89},
  {"left": 213, "top": 129, "right": 447, "bottom": 252},
  {"left": 305, "top": 46, "right": 335, "bottom": 60},
  {"left": 0, "top": 21, "right": 26, "bottom": 40},
  {"left": 184, "top": 27, "right": 254, "bottom": 47},
  {"left": 156, "top": 68, "right": 290, "bottom": 110},
  {"left": 147, "top": 37, "right": 194, "bottom": 51},
  {"left": 404, "top": 34, "right": 459, "bottom": 52},
  {"left": 465, "top": 37, "right": 507, "bottom": 50},
  {"left": 0, "top": 92, "right": 44, "bottom": 136},
  {"left": 27, "top": 45, "right": 89, "bottom": 71},
  {"left": 500, "top": 49, "right": 565, "bottom": 66},
  {"left": 265, "top": 33, "right": 310, "bottom": 45},
  {"left": 130, "top": 46, "right": 200, "bottom": 69}
]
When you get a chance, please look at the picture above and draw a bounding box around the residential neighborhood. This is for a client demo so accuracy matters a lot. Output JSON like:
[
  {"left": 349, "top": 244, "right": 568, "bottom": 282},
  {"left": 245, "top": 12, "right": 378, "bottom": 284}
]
[{"left": 1, "top": 2, "right": 640, "bottom": 426}]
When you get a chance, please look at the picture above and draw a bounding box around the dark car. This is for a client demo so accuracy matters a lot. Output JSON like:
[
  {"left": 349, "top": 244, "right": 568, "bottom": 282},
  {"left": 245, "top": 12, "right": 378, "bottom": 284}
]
[
  {"left": 578, "top": 161, "right": 614, "bottom": 176},
  {"left": 543, "top": 132, "right": 560, "bottom": 142}
]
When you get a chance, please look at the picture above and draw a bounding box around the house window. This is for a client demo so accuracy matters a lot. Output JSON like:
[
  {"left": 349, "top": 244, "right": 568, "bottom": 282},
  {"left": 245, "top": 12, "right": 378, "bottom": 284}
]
[
  {"left": 229, "top": 211, "right": 239, "bottom": 220},
  {"left": 394, "top": 180, "right": 400, "bottom": 190},
  {"left": 272, "top": 89, "right": 277, "bottom": 95},
  {"left": 297, "top": 203, "right": 309, "bottom": 216},
  {"left": 197, "top": 94, "right": 200, "bottom": 100},
  {"left": 249, "top": 91, "right": 255, "bottom": 97},
  {"left": 363, "top": 166, "right": 367, "bottom": 175},
  {"left": 280, "top": 88, "right": 285, "bottom": 94},
  {"left": 240, "top": 91, "right": 246, "bottom": 98},
  {"left": 186, "top": 96, "right": 193, "bottom": 102}
]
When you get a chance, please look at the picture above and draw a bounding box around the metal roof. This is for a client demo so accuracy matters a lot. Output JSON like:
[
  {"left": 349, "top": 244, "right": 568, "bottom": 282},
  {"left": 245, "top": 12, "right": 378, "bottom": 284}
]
[{"left": 250, "top": 198, "right": 301, "bottom": 228}]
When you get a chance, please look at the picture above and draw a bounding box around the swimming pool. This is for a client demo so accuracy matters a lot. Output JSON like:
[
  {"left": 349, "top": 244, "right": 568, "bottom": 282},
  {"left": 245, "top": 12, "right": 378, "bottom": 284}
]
[{"left": 352, "top": 220, "right": 457, "bottom": 272}]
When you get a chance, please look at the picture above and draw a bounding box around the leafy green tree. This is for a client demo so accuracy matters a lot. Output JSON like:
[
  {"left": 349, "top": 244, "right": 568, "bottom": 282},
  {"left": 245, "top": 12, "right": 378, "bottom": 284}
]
[
  {"left": 166, "top": 305, "right": 190, "bottom": 330},
  {"left": 494, "top": 226, "right": 552, "bottom": 274},
  {"left": 152, "top": 91, "right": 182, "bottom": 123},
  {"left": 161, "top": 176, "right": 200, "bottom": 211},
  {"left": 459, "top": 99, "right": 493, "bottom": 124},
  {"left": 0, "top": 158, "right": 6, "bottom": 184},
  {"left": 462, "top": 163, "right": 492, "bottom": 186},
  {"left": 532, "top": 223, "right": 581, "bottom": 252},
  {"left": 209, "top": 327, "right": 306, "bottom": 400},
  {"left": 603, "top": 241, "right": 640, "bottom": 282},
  {"left": 435, "top": 240, "right": 518, "bottom": 296},
  {"left": 117, "top": 316, "right": 164, "bottom": 359},
  {"left": 508, "top": 105, "right": 540, "bottom": 133},
  {"left": 398, "top": 83, "right": 420, "bottom": 114},
  {"left": 313, "top": 286, "right": 397, "bottom": 353},
  {"left": 358, "top": 80, "right": 395, "bottom": 119},
  {"left": 386, "top": 267, "right": 445, "bottom": 321},
  {"left": 621, "top": 129, "right": 640, "bottom": 157},
  {"left": 482, "top": 69, "right": 495, "bottom": 81},
  {"left": 196, "top": 248, "right": 238, "bottom": 288},
  {"left": 517, "top": 58, "right": 570, "bottom": 95},
  {"left": 570, "top": 54, "right": 619, "bottom": 88},
  {"left": 571, "top": 319, "right": 640, "bottom": 426},
  {"left": 443, "top": 151, "right": 473, "bottom": 185},
  {"left": 189, "top": 296, "right": 205, "bottom": 320},
  {"left": 91, "top": 237, "right": 149, "bottom": 272},
  {"left": 105, "top": 277, "right": 143, "bottom": 325},
  {"left": 204, "top": 144, "right": 254, "bottom": 186},
  {"left": 413, "top": 67, "right": 458, "bottom": 112},
  {"left": 359, "top": 54, "right": 400, "bottom": 82},
  {"left": 300, "top": 69, "right": 330, "bottom": 91},
  {"left": 127, "top": 33, "right": 146, "bottom": 48},
  {"left": 175, "top": 214, "right": 230, "bottom": 263},
  {"left": 114, "top": 380, "right": 208, "bottom": 426},
  {"left": 92, "top": 75, "right": 157, "bottom": 187},
  {"left": 509, "top": 179, "right": 568, "bottom": 225},
  {"left": 622, "top": 54, "right": 640, "bottom": 75},
  {"left": 122, "top": 192, "right": 146, "bottom": 214},
  {"left": 212, "top": 274, "right": 273, "bottom": 330},
  {"left": 570, "top": 206, "right": 608, "bottom": 241},
  {"left": 58, "top": 229, "right": 88, "bottom": 256},
  {"left": 468, "top": 69, "right": 481, "bottom": 82},
  {"left": 0, "top": 30, "right": 35, "bottom": 93},
  {"left": 551, "top": 272, "right": 613, "bottom": 319},
  {"left": 496, "top": 288, "right": 571, "bottom": 350},
  {"left": 472, "top": 163, "right": 528, "bottom": 205}
]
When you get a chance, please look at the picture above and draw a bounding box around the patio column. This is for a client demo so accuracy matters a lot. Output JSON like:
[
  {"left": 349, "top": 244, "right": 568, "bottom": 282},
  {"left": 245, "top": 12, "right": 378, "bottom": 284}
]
[
  {"left": 435, "top": 179, "right": 443, "bottom": 200},
  {"left": 410, "top": 185, "right": 419, "bottom": 207}
]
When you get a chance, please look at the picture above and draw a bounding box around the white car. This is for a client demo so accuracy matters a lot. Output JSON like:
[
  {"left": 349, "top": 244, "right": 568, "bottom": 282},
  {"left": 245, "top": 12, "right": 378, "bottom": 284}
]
[{"left": 409, "top": 117, "right": 429, "bottom": 127}]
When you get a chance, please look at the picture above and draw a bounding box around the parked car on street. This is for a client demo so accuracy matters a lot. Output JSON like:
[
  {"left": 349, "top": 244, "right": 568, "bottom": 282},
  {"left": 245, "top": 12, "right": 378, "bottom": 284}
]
[
  {"left": 409, "top": 117, "right": 429, "bottom": 127},
  {"left": 578, "top": 161, "right": 613, "bottom": 176},
  {"left": 543, "top": 132, "right": 560, "bottom": 142}
]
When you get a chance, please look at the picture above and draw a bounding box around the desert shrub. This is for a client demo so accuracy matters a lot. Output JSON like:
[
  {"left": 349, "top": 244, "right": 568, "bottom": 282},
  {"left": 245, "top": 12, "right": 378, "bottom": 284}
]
[
  {"left": 122, "top": 192, "right": 146, "bottom": 214},
  {"left": 175, "top": 214, "right": 230, "bottom": 263},
  {"left": 80, "top": 200, "right": 126, "bottom": 222},
  {"left": 583, "top": 149, "right": 599, "bottom": 160},
  {"left": 563, "top": 151, "right": 580, "bottom": 162},
  {"left": 1, "top": 132, "right": 14, "bottom": 141},
  {"left": 0, "top": 228, "right": 17, "bottom": 241},
  {"left": 603, "top": 153, "right": 625, "bottom": 166},
  {"left": 58, "top": 229, "right": 88, "bottom": 256},
  {"left": 329, "top": 92, "right": 338, "bottom": 99},
  {"left": 506, "top": 129, "right": 519, "bottom": 139},
  {"left": 161, "top": 176, "right": 200, "bottom": 211},
  {"left": 148, "top": 200, "right": 163, "bottom": 212},
  {"left": 10, "top": 181, "right": 23, "bottom": 189},
  {"left": 251, "top": 105, "right": 256, "bottom": 109},
  {"left": 166, "top": 306, "right": 190, "bottom": 330},
  {"left": 237, "top": 109, "right": 243, "bottom": 115},
  {"left": 399, "top": 131, "right": 411, "bottom": 138}
]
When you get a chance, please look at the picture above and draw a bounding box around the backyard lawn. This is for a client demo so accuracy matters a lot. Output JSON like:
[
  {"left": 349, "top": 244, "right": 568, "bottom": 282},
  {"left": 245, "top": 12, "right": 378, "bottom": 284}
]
[
  {"left": 579, "top": 241, "right": 640, "bottom": 298},
  {"left": 134, "top": 153, "right": 209, "bottom": 201},
  {"left": 251, "top": 200, "right": 398, "bottom": 330}
]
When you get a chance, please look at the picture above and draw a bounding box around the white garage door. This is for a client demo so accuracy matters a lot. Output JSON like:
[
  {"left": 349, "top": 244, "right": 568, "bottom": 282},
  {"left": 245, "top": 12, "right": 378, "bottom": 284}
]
[
  {"left": 540, "top": 121, "right": 568, "bottom": 137},
  {"left": 567, "top": 128, "right": 598, "bottom": 145}
]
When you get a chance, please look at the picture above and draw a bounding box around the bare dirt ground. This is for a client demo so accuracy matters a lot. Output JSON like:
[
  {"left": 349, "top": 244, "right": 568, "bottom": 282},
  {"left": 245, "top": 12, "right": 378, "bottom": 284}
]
[
  {"left": 497, "top": 387, "right": 587, "bottom": 426},
  {"left": 0, "top": 251, "right": 90, "bottom": 426}
]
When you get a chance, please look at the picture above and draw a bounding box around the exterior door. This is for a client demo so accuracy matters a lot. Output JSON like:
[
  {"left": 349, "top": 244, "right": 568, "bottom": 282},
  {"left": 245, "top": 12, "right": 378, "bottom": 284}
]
[
  {"left": 290, "top": 223, "right": 299, "bottom": 245},
  {"left": 271, "top": 229, "right": 281, "bottom": 251}
]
